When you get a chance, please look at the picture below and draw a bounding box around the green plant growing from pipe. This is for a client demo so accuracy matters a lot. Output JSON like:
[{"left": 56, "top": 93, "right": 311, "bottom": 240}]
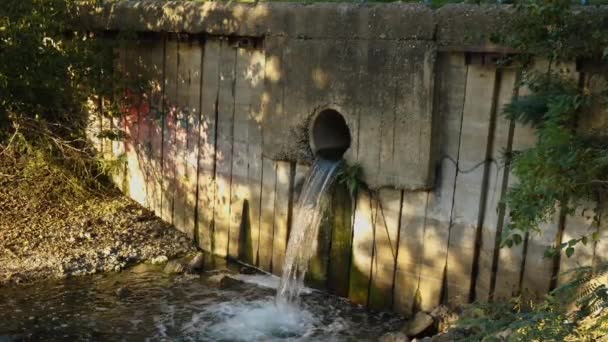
[{"left": 336, "top": 162, "right": 366, "bottom": 199}]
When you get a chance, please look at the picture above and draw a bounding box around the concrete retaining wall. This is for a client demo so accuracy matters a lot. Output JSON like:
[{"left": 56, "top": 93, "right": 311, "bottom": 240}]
[{"left": 87, "top": 1, "right": 608, "bottom": 314}]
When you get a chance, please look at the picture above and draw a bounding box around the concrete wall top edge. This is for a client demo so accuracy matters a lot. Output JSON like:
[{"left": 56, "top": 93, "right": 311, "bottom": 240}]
[
  {"left": 77, "top": 1, "right": 436, "bottom": 41},
  {"left": 78, "top": 2, "right": 608, "bottom": 50},
  {"left": 78, "top": 1, "right": 435, "bottom": 40}
]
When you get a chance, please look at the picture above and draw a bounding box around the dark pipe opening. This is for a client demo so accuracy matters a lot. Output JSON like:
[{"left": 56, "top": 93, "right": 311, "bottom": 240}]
[{"left": 310, "top": 109, "right": 351, "bottom": 160}]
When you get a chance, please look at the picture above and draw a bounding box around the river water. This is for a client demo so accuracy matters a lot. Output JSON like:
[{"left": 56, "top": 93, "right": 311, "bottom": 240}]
[{"left": 0, "top": 260, "right": 403, "bottom": 341}]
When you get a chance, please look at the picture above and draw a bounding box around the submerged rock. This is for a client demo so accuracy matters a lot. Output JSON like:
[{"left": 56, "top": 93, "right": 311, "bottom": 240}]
[
  {"left": 208, "top": 273, "right": 227, "bottom": 283},
  {"left": 406, "top": 312, "right": 434, "bottom": 337},
  {"left": 187, "top": 252, "right": 204, "bottom": 271},
  {"left": 239, "top": 266, "right": 258, "bottom": 275},
  {"left": 206, "top": 273, "right": 243, "bottom": 288},
  {"left": 116, "top": 286, "right": 131, "bottom": 299},
  {"left": 163, "top": 260, "right": 185, "bottom": 274}
]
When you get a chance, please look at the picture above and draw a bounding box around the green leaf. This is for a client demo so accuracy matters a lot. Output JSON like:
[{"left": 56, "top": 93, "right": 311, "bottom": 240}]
[
  {"left": 566, "top": 247, "right": 574, "bottom": 258},
  {"left": 581, "top": 236, "right": 588, "bottom": 246}
]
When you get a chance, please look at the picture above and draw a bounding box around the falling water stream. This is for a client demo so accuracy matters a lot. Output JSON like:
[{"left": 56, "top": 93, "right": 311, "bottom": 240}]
[{"left": 277, "top": 158, "right": 342, "bottom": 304}]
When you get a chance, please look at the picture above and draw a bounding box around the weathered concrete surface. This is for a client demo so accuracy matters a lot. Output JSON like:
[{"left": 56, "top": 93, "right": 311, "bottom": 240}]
[
  {"left": 265, "top": 38, "right": 436, "bottom": 189},
  {"left": 82, "top": 2, "right": 608, "bottom": 191},
  {"left": 435, "top": 4, "right": 514, "bottom": 51}
]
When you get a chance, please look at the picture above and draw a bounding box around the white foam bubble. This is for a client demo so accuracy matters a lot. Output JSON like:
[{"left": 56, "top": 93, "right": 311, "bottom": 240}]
[{"left": 179, "top": 298, "right": 318, "bottom": 341}]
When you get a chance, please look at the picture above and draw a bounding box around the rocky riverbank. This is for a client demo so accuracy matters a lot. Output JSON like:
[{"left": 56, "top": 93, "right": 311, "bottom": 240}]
[{"left": 0, "top": 152, "right": 196, "bottom": 286}]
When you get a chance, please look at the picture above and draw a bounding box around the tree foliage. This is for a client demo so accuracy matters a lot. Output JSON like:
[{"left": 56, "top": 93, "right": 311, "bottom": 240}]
[
  {"left": 500, "top": 73, "right": 608, "bottom": 253},
  {"left": 458, "top": 264, "right": 608, "bottom": 341},
  {"left": 0, "top": 0, "right": 118, "bottom": 187}
]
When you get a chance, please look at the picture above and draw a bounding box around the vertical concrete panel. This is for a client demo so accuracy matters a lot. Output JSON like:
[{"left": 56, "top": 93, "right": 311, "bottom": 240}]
[
  {"left": 327, "top": 185, "right": 354, "bottom": 297},
  {"left": 123, "top": 45, "right": 148, "bottom": 207},
  {"left": 349, "top": 190, "right": 376, "bottom": 306},
  {"left": 587, "top": 74, "right": 608, "bottom": 280},
  {"left": 493, "top": 122, "right": 534, "bottom": 301},
  {"left": 139, "top": 39, "right": 165, "bottom": 218},
  {"left": 417, "top": 53, "right": 467, "bottom": 311},
  {"left": 111, "top": 45, "right": 127, "bottom": 190},
  {"left": 213, "top": 41, "right": 237, "bottom": 257},
  {"left": 108, "top": 117, "right": 125, "bottom": 190},
  {"left": 474, "top": 69, "right": 517, "bottom": 302},
  {"left": 307, "top": 205, "right": 332, "bottom": 289},
  {"left": 594, "top": 201, "right": 608, "bottom": 275},
  {"left": 258, "top": 157, "right": 277, "bottom": 272},
  {"left": 272, "top": 161, "right": 292, "bottom": 275},
  {"left": 261, "top": 36, "right": 286, "bottom": 159},
  {"left": 369, "top": 188, "right": 402, "bottom": 310},
  {"left": 446, "top": 64, "right": 496, "bottom": 305},
  {"left": 180, "top": 40, "right": 202, "bottom": 240},
  {"left": 86, "top": 95, "right": 102, "bottom": 152},
  {"left": 173, "top": 39, "right": 189, "bottom": 236},
  {"left": 131, "top": 40, "right": 160, "bottom": 211},
  {"left": 394, "top": 191, "right": 428, "bottom": 315},
  {"left": 243, "top": 49, "right": 266, "bottom": 265},
  {"left": 161, "top": 39, "right": 178, "bottom": 225},
  {"left": 520, "top": 214, "right": 560, "bottom": 299},
  {"left": 228, "top": 47, "right": 254, "bottom": 259},
  {"left": 392, "top": 45, "right": 436, "bottom": 187},
  {"left": 378, "top": 68, "right": 397, "bottom": 185},
  {"left": 197, "top": 39, "right": 220, "bottom": 253},
  {"left": 355, "top": 42, "right": 385, "bottom": 188},
  {"left": 558, "top": 203, "right": 596, "bottom": 285},
  {"left": 579, "top": 73, "right": 608, "bottom": 134}
]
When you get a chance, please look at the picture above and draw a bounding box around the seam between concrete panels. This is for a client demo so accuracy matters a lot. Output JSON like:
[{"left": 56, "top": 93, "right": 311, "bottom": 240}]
[
  {"left": 488, "top": 68, "right": 520, "bottom": 301},
  {"left": 442, "top": 60, "right": 469, "bottom": 305},
  {"left": 550, "top": 208, "right": 568, "bottom": 291},
  {"left": 269, "top": 162, "right": 278, "bottom": 273},
  {"left": 285, "top": 162, "right": 296, "bottom": 244},
  {"left": 365, "top": 191, "right": 377, "bottom": 307},
  {"left": 390, "top": 190, "right": 405, "bottom": 311}
]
